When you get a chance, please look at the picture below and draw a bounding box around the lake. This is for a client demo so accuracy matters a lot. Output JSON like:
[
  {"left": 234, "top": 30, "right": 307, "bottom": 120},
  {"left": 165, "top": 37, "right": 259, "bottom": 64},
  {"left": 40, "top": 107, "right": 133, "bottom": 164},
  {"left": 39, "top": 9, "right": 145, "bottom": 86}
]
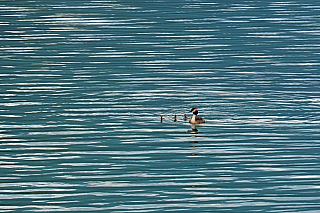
[{"left": 1, "top": 0, "right": 320, "bottom": 212}]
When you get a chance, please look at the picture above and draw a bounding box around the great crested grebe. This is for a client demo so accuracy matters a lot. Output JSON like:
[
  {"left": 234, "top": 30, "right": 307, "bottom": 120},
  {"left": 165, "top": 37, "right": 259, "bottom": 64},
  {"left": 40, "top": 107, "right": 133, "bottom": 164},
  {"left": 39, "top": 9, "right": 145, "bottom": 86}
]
[
  {"left": 184, "top": 114, "right": 190, "bottom": 121},
  {"left": 172, "top": 114, "right": 177, "bottom": 122},
  {"left": 189, "top": 108, "right": 205, "bottom": 124},
  {"left": 161, "top": 115, "right": 165, "bottom": 123}
]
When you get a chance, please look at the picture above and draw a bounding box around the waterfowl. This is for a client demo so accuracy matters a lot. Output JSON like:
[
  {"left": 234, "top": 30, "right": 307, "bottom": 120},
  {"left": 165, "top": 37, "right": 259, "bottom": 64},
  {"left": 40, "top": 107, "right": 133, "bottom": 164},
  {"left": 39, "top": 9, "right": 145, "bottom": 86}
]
[
  {"left": 189, "top": 108, "right": 205, "bottom": 124},
  {"left": 161, "top": 115, "right": 165, "bottom": 123},
  {"left": 172, "top": 114, "right": 177, "bottom": 122},
  {"left": 184, "top": 114, "right": 190, "bottom": 121}
]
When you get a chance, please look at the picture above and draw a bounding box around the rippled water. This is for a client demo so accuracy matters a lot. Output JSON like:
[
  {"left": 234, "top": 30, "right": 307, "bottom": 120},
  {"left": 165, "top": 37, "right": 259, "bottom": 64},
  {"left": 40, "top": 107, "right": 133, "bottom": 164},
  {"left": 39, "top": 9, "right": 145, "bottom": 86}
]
[{"left": 1, "top": 0, "right": 320, "bottom": 212}]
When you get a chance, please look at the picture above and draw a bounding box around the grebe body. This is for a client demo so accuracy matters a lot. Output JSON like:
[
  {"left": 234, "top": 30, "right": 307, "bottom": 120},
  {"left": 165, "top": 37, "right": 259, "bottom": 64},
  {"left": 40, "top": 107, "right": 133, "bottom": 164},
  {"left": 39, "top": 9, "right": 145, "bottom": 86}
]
[{"left": 189, "top": 108, "right": 205, "bottom": 124}]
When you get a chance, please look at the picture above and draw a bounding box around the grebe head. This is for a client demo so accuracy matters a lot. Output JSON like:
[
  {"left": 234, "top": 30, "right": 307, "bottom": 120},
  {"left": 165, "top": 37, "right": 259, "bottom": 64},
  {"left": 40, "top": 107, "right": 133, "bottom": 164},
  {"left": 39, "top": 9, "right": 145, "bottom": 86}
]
[{"left": 189, "top": 108, "right": 198, "bottom": 115}]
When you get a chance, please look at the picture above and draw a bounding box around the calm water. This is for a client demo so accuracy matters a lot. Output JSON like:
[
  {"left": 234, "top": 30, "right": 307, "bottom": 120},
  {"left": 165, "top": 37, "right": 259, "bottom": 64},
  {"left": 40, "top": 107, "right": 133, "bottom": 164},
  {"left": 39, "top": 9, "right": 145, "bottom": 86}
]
[{"left": 1, "top": 0, "right": 320, "bottom": 212}]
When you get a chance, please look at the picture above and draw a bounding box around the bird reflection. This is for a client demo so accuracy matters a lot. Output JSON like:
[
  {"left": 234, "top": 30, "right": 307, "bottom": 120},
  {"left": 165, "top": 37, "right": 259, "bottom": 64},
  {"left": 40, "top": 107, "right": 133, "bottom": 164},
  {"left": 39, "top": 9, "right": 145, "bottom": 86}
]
[
  {"left": 188, "top": 124, "right": 199, "bottom": 134},
  {"left": 190, "top": 141, "right": 198, "bottom": 147}
]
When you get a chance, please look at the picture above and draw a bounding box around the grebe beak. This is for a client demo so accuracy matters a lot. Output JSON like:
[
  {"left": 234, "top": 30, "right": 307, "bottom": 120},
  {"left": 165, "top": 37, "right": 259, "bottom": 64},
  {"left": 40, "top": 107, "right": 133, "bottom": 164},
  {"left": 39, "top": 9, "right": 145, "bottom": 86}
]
[{"left": 189, "top": 108, "right": 196, "bottom": 112}]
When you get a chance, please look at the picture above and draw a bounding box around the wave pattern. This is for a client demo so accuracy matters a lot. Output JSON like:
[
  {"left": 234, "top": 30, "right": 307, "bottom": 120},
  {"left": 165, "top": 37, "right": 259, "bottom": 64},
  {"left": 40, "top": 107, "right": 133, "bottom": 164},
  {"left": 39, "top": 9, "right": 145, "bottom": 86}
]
[{"left": 1, "top": 0, "right": 320, "bottom": 212}]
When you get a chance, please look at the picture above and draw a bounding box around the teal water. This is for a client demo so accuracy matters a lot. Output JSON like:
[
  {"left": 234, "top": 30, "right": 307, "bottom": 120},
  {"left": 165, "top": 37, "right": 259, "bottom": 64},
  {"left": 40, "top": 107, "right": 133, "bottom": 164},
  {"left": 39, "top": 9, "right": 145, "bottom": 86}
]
[{"left": 1, "top": 0, "right": 320, "bottom": 212}]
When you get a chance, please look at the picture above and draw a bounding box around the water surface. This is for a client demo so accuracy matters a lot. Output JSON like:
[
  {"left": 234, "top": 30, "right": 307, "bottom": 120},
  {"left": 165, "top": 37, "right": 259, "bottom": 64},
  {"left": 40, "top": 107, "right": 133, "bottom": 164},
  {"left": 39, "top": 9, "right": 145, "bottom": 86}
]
[{"left": 1, "top": 0, "right": 320, "bottom": 212}]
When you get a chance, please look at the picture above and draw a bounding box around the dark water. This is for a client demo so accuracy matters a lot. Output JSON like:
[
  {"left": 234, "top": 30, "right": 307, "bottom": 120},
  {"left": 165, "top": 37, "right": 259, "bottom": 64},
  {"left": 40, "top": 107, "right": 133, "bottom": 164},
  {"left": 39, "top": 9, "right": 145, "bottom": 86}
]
[{"left": 1, "top": 0, "right": 320, "bottom": 212}]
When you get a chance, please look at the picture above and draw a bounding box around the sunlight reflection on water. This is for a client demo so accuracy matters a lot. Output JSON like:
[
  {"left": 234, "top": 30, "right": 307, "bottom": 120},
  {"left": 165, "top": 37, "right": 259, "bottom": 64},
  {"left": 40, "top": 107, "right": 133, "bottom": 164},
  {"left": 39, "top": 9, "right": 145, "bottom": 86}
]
[{"left": 1, "top": 0, "right": 320, "bottom": 212}]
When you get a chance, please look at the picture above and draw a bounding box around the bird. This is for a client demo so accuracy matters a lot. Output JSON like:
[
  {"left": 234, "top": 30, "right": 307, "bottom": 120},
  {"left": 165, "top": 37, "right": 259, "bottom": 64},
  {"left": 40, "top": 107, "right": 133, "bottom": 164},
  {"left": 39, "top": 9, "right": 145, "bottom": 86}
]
[
  {"left": 189, "top": 108, "right": 205, "bottom": 124},
  {"left": 172, "top": 114, "right": 177, "bottom": 122},
  {"left": 161, "top": 115, "right": 165, "bottom": 123},
  {"left": 183, "top": 114, "right": 190, "bottom": 121}
]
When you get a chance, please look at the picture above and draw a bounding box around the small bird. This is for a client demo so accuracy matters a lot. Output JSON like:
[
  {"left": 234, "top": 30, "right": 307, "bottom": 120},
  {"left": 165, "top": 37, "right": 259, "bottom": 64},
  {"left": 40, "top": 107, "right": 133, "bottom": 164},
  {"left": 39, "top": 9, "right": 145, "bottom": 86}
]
[
  {"left": 189, "top": 108, "right": 205, "bottom": 124},
  {"left": 183, "top": 114, "right": 190, "bottom": 121},
  {"left": 161, "top": 115, "right": 165, "bottom": 123},
  {"left": 172, "top": 114, "right": 177, "bottom": 122}
]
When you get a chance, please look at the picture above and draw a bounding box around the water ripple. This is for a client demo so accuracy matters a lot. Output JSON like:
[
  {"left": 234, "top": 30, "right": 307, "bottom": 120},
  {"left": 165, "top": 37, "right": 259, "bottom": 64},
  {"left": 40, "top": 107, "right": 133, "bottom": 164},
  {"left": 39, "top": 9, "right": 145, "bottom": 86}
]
[{"left": 1, "top": 0, "right": 320, "bottom": 212}]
